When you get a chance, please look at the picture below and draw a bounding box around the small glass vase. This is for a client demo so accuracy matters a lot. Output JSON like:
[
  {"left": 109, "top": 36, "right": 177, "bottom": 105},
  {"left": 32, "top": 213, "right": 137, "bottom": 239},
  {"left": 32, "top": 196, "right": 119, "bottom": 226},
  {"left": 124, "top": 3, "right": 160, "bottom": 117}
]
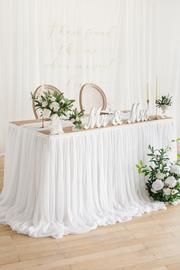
[
  {"left": 161, "top": 105, "right": 169, "bottom": 118},
  {"left": 50, "top": 115, "right": 64, "bottom": 135}
]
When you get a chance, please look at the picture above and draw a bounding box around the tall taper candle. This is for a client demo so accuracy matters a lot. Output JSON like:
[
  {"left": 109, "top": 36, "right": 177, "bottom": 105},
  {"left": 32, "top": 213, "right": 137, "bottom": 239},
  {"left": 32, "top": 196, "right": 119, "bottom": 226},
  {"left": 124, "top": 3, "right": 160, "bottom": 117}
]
[
  {"left": 147, "top": 82, "right": 150, "bottom": 101},
  {"left": 156, "top": 78, "right": 158, "bottom": 101},
  {"left": 155, "top": 78, "right": 158, "bottom": 118},
  {"left": 41, "top": 83, "right": 45, "bottom": 128},
  {"left": 147, "top": 82, "right": 150, "bottom": 111}
]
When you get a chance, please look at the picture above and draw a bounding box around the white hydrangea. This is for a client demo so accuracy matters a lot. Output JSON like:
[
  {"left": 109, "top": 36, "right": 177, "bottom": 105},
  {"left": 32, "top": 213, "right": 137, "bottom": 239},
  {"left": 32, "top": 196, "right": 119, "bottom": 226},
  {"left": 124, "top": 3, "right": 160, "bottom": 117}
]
[
  {"left": 170, "top": 164, "right": 180, "bottom": 175},
  {"left": 42, "top": 101, "right": 48, "bottom": 108},
  {"left": 43, "top": 109, "right": 51, "bottom": 119},
  {"left": 165, "top": 176, "right": 177, "bottom": 188},
  {"left": 156, "top": 172, "right": 165, "bottom": 180},
  {"left": 152, "top": 179, "right": 164, "bottom": 191},
  {"left": 163, "top": 188, "right": 171, "bottom": 196},
  {"left": 50, "top": 102, "right": 60, "bottom": 112},
  {"left": 171, "top": 189, "right": 178, "bottom": 195}
]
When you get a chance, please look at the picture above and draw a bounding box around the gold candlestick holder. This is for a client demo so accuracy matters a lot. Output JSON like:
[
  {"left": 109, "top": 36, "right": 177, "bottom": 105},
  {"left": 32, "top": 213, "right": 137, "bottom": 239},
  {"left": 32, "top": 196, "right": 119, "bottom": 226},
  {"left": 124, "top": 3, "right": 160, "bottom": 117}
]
[
  {"left": 156, "top": 106, "right": 158, "bottom": 119},
  {"left": 147, "top": 99, "right": 150, "bottom": 110},
  {"left": 41, "top": 118, "right": 45, "bottom": 128},
  {"left": 155, "top": 104, "right": 160, "bottom": 120},
  {"left": 146, "top": 99, "right": 150, "bottom": 120}
]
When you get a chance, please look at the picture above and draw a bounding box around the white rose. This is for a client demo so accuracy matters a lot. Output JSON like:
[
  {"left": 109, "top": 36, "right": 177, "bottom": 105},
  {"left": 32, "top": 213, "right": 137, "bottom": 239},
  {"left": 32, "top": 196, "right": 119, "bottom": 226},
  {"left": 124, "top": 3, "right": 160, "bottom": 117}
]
[
  {"left": 164, "top": 166, "right": 170, "bottom": 172},
  {"left": 165, "top": 176, "right": 177, "bottom": 188},
  {"left": 42, "top": 101, "right": 48, "bottom": 108},
  {"left": 163, "top": 188, "right": 171, "bottom": 196},
  {"left": 50, "top": 102, "right": 60, "bottom": 112},
  {"left": 38, "top": 96, "right": 43, "bottom": 102},
  {"left": 151, "top": 188, "right": 157, "bottom": 194},
  {"left": 170, "top": 164, "right": 180, "bottom": 175},
  {"left": 171, "top": 189, "right": 178, "bottom": 195},
  {"left": 152, "top": 179, "right": 164, "bottom": 191},
  {"left": 162, "top": 160, "right": 171, "bottom": 170},
  {"left": 43, "top": 109, "right": 51, "bottom": 119},
  {"left": 156, "top": 172, "right": 165, "bottom": 180},
  {"left": 166, "top": 160, "right": 172, "bottom": 167},
  {"left": 50, "top": 96, "right": 56, "bottom": 102}
]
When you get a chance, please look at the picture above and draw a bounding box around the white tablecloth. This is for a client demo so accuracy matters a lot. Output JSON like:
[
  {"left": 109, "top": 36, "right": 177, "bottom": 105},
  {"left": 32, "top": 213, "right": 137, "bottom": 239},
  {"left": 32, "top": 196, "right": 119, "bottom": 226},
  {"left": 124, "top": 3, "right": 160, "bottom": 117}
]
[{"left": 0, "top": 119, "right": 177, "bottom": 238}]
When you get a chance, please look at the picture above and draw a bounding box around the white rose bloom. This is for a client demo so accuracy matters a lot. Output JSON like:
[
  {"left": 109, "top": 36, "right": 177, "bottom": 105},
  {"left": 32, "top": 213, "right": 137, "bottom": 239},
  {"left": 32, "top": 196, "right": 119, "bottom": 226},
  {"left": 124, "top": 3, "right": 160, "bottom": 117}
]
[
  {"left": 171, "top": 189, "right": 178, "bottom": 195},
  {"left": 50, "top": 102, "right": 60, "bottom": 112},
  {"left": 151, "top": 188, "right": 157, "bottom": 194},
  {"left": 170, "top": 164, "right": 180, "bottom": 175},
  {"left": 165, "top": 176, "right": 177, "bottom": 188},
  {"left": 162, "top": 160, "right": 171, "bottom": 170},
  {"left": 51, "top": 96, "right": 56, "bottom": 102},
  {"left": 43, "top": 109, "right": 51, "bottom": 119},
  {"left": 42, "top": 101, "right": 48, "bottom": 108},
  {"left": 152, "top": 179, "right": 164, "bottom": 191},
  {"left": 38, "top": 97, "right": 43, "bottom": 102},
  {"left": 164, "top": 166, "right": 170, "bottom": 172},
  {"left": 163, "top": 188, "right": 171, "bottom": 196},
  {"left": 166, "top": 160, "right": 172, "bottom": 167},
  {"left": 156, "top": 172, "right": 165, "bottom": 180}
]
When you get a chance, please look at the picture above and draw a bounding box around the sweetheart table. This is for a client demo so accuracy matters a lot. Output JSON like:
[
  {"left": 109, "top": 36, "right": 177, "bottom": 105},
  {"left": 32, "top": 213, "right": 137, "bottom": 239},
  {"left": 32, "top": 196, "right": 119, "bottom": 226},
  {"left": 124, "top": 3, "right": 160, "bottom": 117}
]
[{"left": 0, "top": 118, "right": 176, "bottom": 238}]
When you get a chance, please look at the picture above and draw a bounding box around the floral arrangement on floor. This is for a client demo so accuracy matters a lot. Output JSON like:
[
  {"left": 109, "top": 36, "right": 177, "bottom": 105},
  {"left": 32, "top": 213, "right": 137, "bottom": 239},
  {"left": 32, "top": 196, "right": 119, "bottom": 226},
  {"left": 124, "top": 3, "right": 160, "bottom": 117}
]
[
  {"left": 155, "top": 94, "right": 172, "bottom": 108},
  {"left": 136, "top": 143, "right": 180, "bottom": 204},
  {"left": 31, "top": 91, "right": 84, "bottom": 129}
]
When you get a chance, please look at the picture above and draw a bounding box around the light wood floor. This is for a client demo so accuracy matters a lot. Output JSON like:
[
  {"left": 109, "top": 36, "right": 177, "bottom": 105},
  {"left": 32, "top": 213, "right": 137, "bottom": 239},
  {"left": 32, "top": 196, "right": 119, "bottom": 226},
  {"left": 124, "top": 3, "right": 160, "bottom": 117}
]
[{"left": 0, "top": 157, "right": 180, "bottom": 270}]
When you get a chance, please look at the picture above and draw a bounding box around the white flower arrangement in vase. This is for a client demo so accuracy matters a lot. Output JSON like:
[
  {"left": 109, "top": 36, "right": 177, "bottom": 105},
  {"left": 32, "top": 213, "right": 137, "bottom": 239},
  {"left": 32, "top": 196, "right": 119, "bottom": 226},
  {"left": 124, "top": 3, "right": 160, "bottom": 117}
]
[
  {"left": 32, "top": 91, "right": 75, "bottom": 133},
  {"left": 31, "top": 91, "right": 84, "bottom": 133},
  {"left": 155, "top": 94, "right": 172, "bottom": 117},
  {"left": 136, "top": 144, "right": 180, "bottom": 204}
]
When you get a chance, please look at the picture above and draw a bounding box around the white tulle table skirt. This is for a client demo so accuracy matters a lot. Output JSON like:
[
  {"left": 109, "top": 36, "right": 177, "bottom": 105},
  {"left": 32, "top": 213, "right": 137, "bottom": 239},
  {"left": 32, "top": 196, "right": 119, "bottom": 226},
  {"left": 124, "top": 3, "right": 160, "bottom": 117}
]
[{"left": 0, "top": 119, "right": 176, "bottom": 238}]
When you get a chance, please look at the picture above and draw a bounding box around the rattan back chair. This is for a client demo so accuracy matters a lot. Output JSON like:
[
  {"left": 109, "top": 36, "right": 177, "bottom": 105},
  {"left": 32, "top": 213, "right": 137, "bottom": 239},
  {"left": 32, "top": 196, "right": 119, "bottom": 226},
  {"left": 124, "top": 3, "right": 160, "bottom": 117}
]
[{"left": 79, "top": 83, "right": 107, "bottom": 114}]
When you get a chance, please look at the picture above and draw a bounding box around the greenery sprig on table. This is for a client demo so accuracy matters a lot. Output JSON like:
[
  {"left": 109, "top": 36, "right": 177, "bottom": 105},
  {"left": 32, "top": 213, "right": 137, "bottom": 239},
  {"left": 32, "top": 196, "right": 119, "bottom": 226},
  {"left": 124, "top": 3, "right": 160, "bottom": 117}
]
[
  {"left": 69, "top": 108, "right": 84, "bottom": 129},
  {"left": 155, "top": 94, "right": 172, "bottom": 108},
  {"left": 136, "top": 143, "right": 180, "bottom": 204}
]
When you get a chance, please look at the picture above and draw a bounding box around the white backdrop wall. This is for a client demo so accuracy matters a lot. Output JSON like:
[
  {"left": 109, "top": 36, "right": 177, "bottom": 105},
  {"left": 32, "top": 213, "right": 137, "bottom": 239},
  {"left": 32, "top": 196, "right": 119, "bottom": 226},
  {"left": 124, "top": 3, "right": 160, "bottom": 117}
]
[{"left": 0, "top": 0, "right": 180, "bottom": 153}]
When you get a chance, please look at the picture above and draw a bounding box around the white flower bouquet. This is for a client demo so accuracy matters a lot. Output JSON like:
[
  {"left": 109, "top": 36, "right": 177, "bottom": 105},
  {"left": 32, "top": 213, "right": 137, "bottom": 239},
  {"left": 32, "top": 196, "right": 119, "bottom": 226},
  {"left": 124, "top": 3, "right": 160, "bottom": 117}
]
[
  {"left": 31, "top": 91, "right": 84, "bottom": 130},
  {"left": 136, "top": 145, "right": 180, "bottom": 204},
  {"left": 31, "top": 91, "right": 75, "bottom": 119},
  {"left": 155, "top": 94, "right": 172, "bottom": 108}
]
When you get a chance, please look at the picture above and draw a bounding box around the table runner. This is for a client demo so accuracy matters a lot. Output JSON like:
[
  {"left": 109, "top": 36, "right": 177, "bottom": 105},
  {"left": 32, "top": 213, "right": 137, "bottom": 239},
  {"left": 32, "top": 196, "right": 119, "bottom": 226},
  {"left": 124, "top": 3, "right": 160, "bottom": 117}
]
[{"left": 0, "top": 118, "right": 176, "bottom": 238}]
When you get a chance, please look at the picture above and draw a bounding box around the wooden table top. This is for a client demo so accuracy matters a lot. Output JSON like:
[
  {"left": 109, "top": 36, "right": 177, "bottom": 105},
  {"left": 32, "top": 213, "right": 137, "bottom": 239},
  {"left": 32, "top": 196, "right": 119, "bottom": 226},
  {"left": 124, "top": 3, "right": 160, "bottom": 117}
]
[{"left": 11, "top": 116, "right": 172, "bottom": 136}]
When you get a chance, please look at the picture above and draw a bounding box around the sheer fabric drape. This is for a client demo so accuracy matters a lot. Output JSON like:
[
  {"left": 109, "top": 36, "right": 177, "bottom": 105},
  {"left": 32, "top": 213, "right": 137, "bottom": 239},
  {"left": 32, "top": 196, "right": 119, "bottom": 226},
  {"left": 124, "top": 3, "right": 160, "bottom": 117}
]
[
  {"left": 0, "top": 0, "right": 180, "bottom": 153},
  {"left": 0, "top": 119, "right": 176, "bottom": 238}
]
